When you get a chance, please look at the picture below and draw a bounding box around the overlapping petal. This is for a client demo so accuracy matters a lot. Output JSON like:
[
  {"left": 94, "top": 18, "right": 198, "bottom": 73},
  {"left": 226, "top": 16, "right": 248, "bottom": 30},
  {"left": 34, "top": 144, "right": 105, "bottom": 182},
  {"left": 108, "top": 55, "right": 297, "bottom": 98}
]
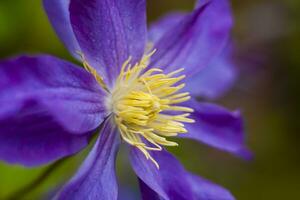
[
  {"left": 69, "top": 0, "right": 147, "bottom": 86},
  {"left": 0, "top": 55, "right": 107, "bottom": 134},
  {"left": 185, "top": 44, "right": 237, "bottom": 99},
  {"left": 43, "top": 0, "right": 81, "bottom": 59},
  {"left": 148, "top": 0, "right": 233, "bottom": 78},
  {"left": 57, "top": 118, "right": 120, "bottom": 200},
  {"left": 131, "top": 148, "right": 235, "bottom": 200},
  {"left": 182, "top": 99, "right": 252, "bottom": 159},
  {"left": 0, "top": 55, "right": 107, "bottom": 166}
]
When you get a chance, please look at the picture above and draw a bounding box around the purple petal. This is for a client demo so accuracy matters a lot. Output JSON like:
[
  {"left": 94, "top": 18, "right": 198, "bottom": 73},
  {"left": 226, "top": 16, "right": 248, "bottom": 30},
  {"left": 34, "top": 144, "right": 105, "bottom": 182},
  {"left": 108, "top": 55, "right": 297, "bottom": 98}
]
[
  {"left": 0, "top": 55, "right": 107, "bottom": 166},
  {"left": 138, "top": 173, "right": 235, "bottom": 200},
  {"left": 43, "top": 0, "right": 81, "bottom": 59},
  {"left": 148, "top": 12, "right": 185, "bottom": 45},
  {"left": 69, "top": 0, "right": 147, "bottom": 86},
  {"left": 57, "top": 119, "right": 120, "bottom": 200},
  {"left": 149, "top": 0, "right": 233, "bottom": 78},
  {"left": 132, "top": 149, "right": 235, "bottom": 200},
  {"left": 183, "top": 99, "right": 252, "bottom": 159},
  {"left": 130, "top": 148, "right": 194, "bottom": 200},
  {"left": 187, "top": 173, "right": 235, "bottom": 200},
  {"left": 0, "top": 101, "right": 91, "bottom": 166},
  {"left": 185, "top": 44, "right": 237, "bottom": 99},
  {"left": 0, "top": 55, "right": 107, "bottom": 134},
  {"left": 138, "top": 180, "right": 163, "bottom": 200}
]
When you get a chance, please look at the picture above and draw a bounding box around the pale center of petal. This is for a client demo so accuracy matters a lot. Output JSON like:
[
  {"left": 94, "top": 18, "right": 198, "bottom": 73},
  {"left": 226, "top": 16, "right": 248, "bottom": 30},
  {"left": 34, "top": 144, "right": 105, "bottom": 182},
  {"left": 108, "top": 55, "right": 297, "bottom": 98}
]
[{"left": 106, "top": 51, "right": 195, "bottom": 168}]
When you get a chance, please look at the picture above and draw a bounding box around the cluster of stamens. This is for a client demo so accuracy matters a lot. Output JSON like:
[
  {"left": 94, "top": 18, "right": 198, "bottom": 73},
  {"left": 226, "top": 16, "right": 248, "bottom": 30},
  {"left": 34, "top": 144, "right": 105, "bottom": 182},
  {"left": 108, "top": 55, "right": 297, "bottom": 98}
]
[
  {"left": 108, "top": 51, "right": 195, "bottom": 168},
  {"left": 80, "top": 50, "right": 194, "bottom": 168}
]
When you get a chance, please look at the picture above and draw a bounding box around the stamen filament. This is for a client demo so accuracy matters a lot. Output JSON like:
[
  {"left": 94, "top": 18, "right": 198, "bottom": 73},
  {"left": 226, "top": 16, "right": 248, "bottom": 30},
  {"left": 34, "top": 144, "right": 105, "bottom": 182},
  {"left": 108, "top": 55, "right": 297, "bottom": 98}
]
[{"left": 77, "top": 51, "right": 110, "bottom": 93}]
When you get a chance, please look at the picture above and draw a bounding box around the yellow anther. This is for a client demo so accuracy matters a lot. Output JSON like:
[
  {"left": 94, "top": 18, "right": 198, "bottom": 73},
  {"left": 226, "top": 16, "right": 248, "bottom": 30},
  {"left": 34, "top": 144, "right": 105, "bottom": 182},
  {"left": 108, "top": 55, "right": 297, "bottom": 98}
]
[{"left": 108, "top": 51, "right": 194, "bottom": 168}]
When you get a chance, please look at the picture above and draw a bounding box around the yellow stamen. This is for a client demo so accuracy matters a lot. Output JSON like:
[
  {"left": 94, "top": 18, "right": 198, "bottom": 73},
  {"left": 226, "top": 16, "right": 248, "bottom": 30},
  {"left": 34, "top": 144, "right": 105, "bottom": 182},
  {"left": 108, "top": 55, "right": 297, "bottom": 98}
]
[
  {"left": 107, "top": 50, "right": 194, "bottom": 168},
  {"left": 79, "top": 49, "right": 194, "bottom": 168}
]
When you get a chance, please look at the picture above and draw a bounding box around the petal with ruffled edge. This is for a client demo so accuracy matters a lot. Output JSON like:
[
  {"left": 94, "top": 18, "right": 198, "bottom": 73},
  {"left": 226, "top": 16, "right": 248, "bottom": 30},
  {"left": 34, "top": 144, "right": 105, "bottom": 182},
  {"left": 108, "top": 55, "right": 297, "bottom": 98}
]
[
  {"left": 56, "top": 118, "right": 120, "bottom": 200},
  {"left": 69, "top": 0, "right": 147, "bottom": 87},
  {"left": 185, "top": 44, "right": 237, "bottom": 99},
  {"left": 148, "top": 0, "right": 233, "bottom": 78},
  {"left": 0, "top": 55, "right": 106, "bottom": 166},
  {"left": 131, "top": 149, "right": 235, "bottom": 200},
  {"left": 43, "top": 0, "right": 81, "bottom": 59},
  {"left": 182, "top": 99, "right": 252, "bottom": 159}
]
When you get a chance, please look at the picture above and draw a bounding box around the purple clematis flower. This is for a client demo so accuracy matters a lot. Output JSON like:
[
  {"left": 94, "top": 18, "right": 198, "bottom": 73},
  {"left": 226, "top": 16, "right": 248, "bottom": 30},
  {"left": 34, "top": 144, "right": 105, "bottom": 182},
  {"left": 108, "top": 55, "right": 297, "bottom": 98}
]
[{"left": 0, "top": 0, "right": 251, "bottom": 199}]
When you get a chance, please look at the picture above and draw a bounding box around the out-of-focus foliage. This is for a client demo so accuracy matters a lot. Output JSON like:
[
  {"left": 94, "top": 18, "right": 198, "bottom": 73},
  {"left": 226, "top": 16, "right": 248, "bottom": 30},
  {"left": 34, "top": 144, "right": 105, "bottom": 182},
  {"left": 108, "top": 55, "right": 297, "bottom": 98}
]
[{"left": 0, "top": 0, "right": 299, "bottom": 199}]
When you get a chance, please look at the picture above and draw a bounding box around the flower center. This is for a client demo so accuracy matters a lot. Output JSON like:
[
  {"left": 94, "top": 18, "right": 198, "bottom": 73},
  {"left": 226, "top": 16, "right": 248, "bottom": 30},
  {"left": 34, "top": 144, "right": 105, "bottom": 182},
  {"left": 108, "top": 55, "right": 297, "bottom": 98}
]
[
  {"left": 108, "top": 51, "right": 194, "bottom": 168},
  {"left": 79, "top": 50, "right": 194, "bottom": 168}
]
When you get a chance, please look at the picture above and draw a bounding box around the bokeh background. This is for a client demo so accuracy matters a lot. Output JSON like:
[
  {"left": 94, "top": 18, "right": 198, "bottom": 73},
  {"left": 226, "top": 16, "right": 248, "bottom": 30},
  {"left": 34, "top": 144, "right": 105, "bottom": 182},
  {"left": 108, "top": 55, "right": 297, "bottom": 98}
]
[{"left": 0, "top": 0, "right": 299, "bottom": 199}]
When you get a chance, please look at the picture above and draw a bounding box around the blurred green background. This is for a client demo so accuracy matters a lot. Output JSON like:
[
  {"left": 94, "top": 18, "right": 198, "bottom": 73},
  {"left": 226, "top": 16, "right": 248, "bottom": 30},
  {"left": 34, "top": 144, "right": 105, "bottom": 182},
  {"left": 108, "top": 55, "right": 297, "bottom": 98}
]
[{"left": 0, "top": 0, "right": 300, "bottom": 199}]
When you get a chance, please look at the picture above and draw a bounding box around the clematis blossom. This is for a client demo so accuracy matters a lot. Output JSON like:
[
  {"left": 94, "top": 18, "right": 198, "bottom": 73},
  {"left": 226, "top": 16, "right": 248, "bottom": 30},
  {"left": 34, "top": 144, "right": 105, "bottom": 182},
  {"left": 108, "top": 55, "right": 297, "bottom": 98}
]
[{"left": 0, "top": 0, "right": 251, "bottom": 199}]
